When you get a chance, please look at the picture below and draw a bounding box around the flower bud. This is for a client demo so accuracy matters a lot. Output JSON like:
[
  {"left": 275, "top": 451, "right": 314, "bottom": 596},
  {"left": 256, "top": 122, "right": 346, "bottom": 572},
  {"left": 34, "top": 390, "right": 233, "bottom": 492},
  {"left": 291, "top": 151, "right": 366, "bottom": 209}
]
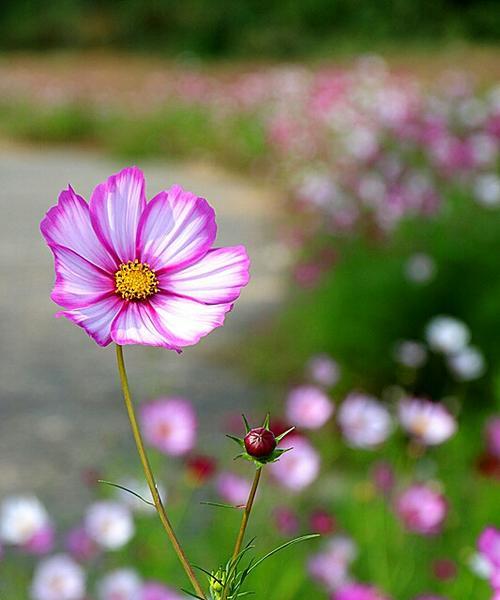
[{"left": 244, "top": 427, "right": 277, "bottom": 458}]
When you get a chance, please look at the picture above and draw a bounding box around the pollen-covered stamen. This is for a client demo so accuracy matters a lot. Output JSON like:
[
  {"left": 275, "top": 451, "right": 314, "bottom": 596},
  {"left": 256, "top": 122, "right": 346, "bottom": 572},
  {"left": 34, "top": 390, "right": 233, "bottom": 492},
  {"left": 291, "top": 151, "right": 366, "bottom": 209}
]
[{"left": 114, "top": 259, "right": 159, "bottom": 301}]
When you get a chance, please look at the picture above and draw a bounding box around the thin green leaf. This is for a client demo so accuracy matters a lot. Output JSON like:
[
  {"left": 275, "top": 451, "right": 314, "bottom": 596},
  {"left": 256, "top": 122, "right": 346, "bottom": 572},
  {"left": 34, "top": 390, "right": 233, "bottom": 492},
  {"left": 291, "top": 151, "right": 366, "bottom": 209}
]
[
  {"left": 98, "top": 480, "right": 155, "bottom": 508},
  {"left": 200, "top": 501, "right": 243, "bottom": 510},
  {"left": 262, "top": 413, "right": 270, "bottom": 429},
  {"left": 193, "top": 565, "right": 224, "bottom": 585},
  {"left": 226, "top": 434, "right": 245, "bottom": 448},
  {"left": 242, "top": 414, "right": 251, "bottom": 433},
  {"left": 180, "top": 589, "right": 206, "bottom": 600},
  {"left": 247, "top": 534, "right": 320, "bottom": 574},
  {"left": 275, "top": 426, "right": 295, "bottom": 442}
]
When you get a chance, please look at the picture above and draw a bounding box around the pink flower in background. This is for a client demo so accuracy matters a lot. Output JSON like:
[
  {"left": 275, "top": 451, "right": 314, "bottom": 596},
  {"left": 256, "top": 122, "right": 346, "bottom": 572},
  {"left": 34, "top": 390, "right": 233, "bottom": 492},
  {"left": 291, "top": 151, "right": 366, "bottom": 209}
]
[
  {"left": 486, "top": 418, "right": 500, "bottom": 458},
  {"left": 478, "top": 527, "right": 500, "bottom": 569},
  {"left": 40, "top": 167, "right": 250, "bottom": 348},
  {"left": 23, "top": 524, "right": 56, "bottom": 555},
  {"left": 396, "top": 484, "right": 448, "bottom": 535},
  {"left": 273, "top": 507, "right": 299, "bottom": 536},
  {"left": 337, "top": 394, "right": 392, "bottom": 449},
  {"left": 98, "top": 569, "right": 141, "bottom": 600},
  {"left": 310, "top": 510, "right": 336, "bottom": 535},
  {"left": 85, "top": 501, "right": 134, "bottom": 550},
  {"left": 270, "top": 435, "right": 320, "bottom": 491},
  {"left": 372, "top": 461, "right": 395, "bottom": 495},
  {"left": 65, "top": 526, "right": 99, "bottom": 562},
  {"left": 141, "top": 397, "right": 196, "bottom": 456},
  {"left": 398, "top": 398, "right": 456, "bottom": 446},
  {"left": 308, "top": 536, "right": 357, "bottom": 592},
  {"left": 31, "top": 554, "right": 86, "bottom": 600},
  {"left": 333, "top": 582, "right": 391, "bottom": 600},
  {"left": 306, "top": 354, "right": 340, "bottom": 387},
  {"left": 216, "top": 472, "right": 252, "bottom": 506},
  {"left": 141, "top": 581, "right": 185, "bottom": 600},
  {"left": 286, "top": 385, "right": 334, "bottom": 429}
]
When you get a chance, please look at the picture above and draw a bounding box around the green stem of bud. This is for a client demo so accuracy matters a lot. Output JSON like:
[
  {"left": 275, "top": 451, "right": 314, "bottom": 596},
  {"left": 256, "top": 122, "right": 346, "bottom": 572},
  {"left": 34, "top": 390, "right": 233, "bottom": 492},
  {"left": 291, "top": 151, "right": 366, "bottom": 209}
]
[{"left": 222, "top": 468, "right": 262, "bottom": 600}]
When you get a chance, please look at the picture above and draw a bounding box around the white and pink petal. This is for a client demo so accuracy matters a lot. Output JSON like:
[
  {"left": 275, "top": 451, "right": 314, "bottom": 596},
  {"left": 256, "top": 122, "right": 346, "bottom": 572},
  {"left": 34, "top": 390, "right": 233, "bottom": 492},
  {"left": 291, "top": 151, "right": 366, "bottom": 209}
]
[
  {"left": 110, "top": 301, "right": 176, "bottom": 348},
  {"left": 50, "top": 244, "right": 114, "bottom": 308},
  {"left": 160, "top": 245, "right": 250, "bottom": 304},
  {"left": 89, "top": 166, "right": 147, "bottom": 263},
  {"left": 137, "top": 185, "right": 216, "bottom": 273},
  {"left": 40, "top": 186, "right": 116, "bottom": 273},
  {"left": 148, "top": 293, "right": 233, "bottom": 349},
  {"left": 57, "top": 295, "right": 123, "bottom": 346}
]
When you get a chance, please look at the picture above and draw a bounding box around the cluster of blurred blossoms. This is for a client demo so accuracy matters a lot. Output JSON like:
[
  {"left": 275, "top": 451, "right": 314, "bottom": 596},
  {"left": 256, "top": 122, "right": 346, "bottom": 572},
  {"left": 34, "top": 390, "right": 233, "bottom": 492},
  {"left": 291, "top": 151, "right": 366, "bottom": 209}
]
[
  {"left": 0, "top": 492, "right": 183, "bottom": 599},
  {"left": 271, "top": 57, "right": 500, "bottom": 240},
  {"left": 394, "top": 314, "right": 486, "bottom": 382},
  {"left": 2, "top": 347, "right": 499, "bottom": 598}
]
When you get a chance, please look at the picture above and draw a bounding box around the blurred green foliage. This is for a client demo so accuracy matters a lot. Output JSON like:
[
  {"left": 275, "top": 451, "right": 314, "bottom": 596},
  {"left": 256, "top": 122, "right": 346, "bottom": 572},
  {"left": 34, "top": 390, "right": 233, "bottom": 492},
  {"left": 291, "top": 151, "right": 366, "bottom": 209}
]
[
  {"left": 0, "top": 0, "right": 499, "bottom": 57},
  {"left": 247, "top": 191, "right": 500, "bottom": 410},
  {"left": 0, "top": 100, "right": 267, "bottom": 170}
]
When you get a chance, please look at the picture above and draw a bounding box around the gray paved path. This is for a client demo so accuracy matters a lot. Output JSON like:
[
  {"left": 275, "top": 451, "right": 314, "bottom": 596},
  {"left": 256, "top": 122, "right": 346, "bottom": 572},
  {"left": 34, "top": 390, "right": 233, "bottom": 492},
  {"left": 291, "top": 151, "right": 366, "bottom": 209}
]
[{"left": 0, "top": 145, "right": 285, "bottom": 517}]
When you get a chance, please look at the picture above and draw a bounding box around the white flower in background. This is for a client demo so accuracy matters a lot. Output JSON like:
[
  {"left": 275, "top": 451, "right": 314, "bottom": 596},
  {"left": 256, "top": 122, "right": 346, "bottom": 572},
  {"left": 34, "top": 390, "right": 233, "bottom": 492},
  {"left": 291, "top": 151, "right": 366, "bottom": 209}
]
[
  {"left": 296, "top": 172, "right": 339, "bottom": 211},
  {"left": 308, "top": 535, "right": 358, "bottom": 592},
  {"left": 97, "top": 569, "right": 142, "bottom": 600},
  {"left": 448, "top": 346, "right": 486, "bottom": 381},
  {"left": 0, "top": 495, "right": 50, "bottom": 545},
  {"left": 398, "top": 397, "right": 457, "bottom": 445},
  {"left": 31, "top": 554, "right": 85, "bottom": 600},
  {"left": 85, "top": 501, "right": 134, "bottom": 550},
  {"left": 470, "top": 134, "right": 498, "bottom": 167},
  {"left": 474, "top": 174, "right": 500, "bottom": 207},
  {"left": 344, "top": 127, "right": 378, "bottom": 161},
  {"left": 337, "top": 394, "right": 392, "bottom": 449},
  {"left": 358, "top": 174, "right": 386, "bottom": 206},
  {"left": 468, "top": 552, "right": 493, "bottom": 579},
  {"left": 115, "top": 478, "right": 166, "bottom": 515},
  {"left": 286, "top": 385, "right": 334, "bottom": 429},
  {"left": 457, "top": 97, "right": 487, "bottom": 127},
  {"left": 269, "top": 435, "right": 320, "bottom": 491},
  {"left": 425, "top": 316, "right": 470, "bottom": 354},
  {"left": 405, "top": 253, "right": 436, "bottom": 284},
  {"left": 306, "top": 354, "right": 340, "bottom": 387},
  {"left": 393, "top": 340, "right": 427, "bottom": 369}
]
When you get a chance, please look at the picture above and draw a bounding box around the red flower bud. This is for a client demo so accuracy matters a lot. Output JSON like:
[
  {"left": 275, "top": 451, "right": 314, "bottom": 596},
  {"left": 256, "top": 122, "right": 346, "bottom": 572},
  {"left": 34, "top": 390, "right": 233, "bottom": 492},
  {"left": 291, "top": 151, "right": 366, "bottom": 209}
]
[{"left": 244, "top": 427, "right": 277, "bottom": 458}]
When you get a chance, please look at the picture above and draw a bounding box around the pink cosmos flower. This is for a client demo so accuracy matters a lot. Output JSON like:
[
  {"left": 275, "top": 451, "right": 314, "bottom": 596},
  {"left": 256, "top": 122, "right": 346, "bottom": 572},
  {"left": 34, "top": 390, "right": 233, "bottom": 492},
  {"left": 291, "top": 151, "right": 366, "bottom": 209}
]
[
  {"left": 286, "top": 385, "right": 334, "bottom": 429},
  {"left": 40, "top": 167, "right": 250, "bottom": 348},
  {"left": 273, "top": 507, "right": 299, "bottom": 536},
  {"left": 141, "top": 581, "right": 185, "bottom": 600},
  {"left": 23, "top": 524, "right": 56, "bottom": 555},
  {"left": 141, "top": 397, "right": 196, "bottom": 456},
  {"left": 216, "top": 472, "right": 252, "bottom": 506},
  {"left": 308, "top": 536, "right": 357, "bottom": 592},
  {"left": 398, "top": 398, "right": 456, "bottom": 446},
  {"left": 65, "top": 526, "right": 99, "bottom": 562},
  {"left": 333, "top": 583, "right": 390, "bottom": 600},
  {"left": 396, "top": 484, "right": 448, "bottom": 535},
  {"left": 269, "top": 434, "right": 320, "bottom": 491},
  {"left": 306, "top": 354, "right": 340, "bottom": 387},
  {"left": 478, "top": 527, "right": 500, "bottom": 570}
]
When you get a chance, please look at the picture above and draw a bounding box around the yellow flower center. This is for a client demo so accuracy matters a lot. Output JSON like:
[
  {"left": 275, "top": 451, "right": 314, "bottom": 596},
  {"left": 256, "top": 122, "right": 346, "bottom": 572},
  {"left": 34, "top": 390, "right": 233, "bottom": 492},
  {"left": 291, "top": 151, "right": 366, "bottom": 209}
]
[{"left": 114, "top": 259, "right": 159, "bottom": 301}]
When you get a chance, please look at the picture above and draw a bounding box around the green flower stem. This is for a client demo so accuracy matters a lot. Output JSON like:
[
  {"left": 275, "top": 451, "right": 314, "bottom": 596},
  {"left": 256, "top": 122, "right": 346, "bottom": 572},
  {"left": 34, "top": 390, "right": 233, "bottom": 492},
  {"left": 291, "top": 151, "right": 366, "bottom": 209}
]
[
  {"left": 115, "top": 344, "right": 206, "bottom": 599},
  {"left": 222, "top": 468, "right": 262, "bottom": 600}
]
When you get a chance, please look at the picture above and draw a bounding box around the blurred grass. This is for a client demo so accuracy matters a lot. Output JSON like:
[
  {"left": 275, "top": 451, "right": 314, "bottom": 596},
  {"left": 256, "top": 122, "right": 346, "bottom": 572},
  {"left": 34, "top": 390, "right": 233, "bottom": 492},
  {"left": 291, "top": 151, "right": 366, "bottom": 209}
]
[{"left": 0, "top": 100, "right": 268, "bottom": 171}]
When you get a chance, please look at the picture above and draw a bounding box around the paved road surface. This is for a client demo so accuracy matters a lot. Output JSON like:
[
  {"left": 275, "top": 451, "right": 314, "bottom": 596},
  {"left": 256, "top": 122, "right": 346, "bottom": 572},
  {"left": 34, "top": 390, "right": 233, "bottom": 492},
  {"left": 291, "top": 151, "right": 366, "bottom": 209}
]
[{"left": 0, "top": 145, "right": 286, "bottom": 517}]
